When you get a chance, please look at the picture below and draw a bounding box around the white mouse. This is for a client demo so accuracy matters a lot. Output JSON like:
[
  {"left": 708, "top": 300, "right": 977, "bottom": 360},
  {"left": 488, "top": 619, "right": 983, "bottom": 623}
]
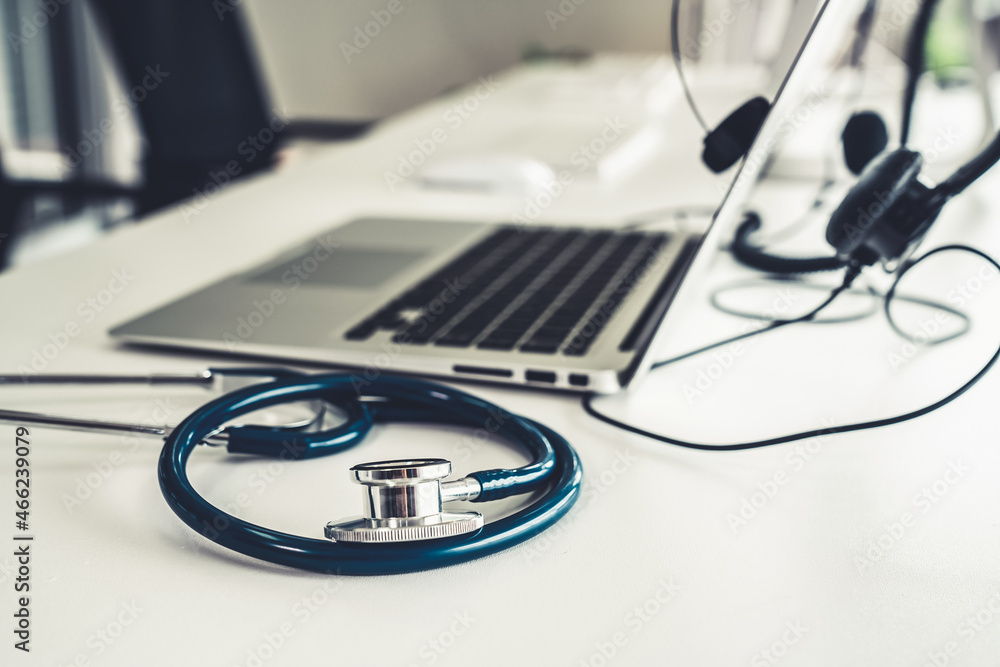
[{"left": 417, "top": 154, "right": 558, "bottom": 196}]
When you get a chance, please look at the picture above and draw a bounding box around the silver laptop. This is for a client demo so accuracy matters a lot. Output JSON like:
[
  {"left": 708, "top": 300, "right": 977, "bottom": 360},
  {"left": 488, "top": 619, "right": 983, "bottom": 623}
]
[{"left": 110, "top": 0, "right": 865, "bottom": 394}]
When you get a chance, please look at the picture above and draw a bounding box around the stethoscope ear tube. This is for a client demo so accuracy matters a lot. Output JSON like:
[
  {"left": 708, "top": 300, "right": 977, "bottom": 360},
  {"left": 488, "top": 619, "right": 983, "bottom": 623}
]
[
  {"left": 157, "top": 374, "right": 582, "bottom": 574},
  {"left": 224, "top": 397, "right": 373, "bottom": 459}
]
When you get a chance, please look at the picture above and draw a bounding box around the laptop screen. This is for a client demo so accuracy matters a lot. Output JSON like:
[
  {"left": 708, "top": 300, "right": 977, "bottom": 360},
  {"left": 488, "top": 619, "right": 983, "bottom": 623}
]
[{"left": 636, "top": 0, "right": 872, "bottom": 378}]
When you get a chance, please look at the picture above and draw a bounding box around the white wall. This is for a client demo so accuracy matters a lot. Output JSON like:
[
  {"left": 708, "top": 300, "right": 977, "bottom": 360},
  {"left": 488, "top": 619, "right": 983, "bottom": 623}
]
[{"left": 241, "top": 0, "right": 678, "bottom": 121}]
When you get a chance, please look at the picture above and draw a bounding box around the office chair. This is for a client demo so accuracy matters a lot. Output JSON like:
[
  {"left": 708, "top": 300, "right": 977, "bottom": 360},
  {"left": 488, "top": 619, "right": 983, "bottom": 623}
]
[
  {"left": 0, "top": 153, "right": 136, "bottom": 269},
  {"left": 87, "top": 0, "right": 281, "bottom": 216},
  {"left": 0, "top": 0, "right": 372, "bottom": 269}
]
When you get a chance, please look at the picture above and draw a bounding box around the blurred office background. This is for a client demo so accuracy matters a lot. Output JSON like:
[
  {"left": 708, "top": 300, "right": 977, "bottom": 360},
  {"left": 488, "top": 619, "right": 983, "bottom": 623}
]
[{"left": 0, "top": 0, "right": 989, "bottom": 269}]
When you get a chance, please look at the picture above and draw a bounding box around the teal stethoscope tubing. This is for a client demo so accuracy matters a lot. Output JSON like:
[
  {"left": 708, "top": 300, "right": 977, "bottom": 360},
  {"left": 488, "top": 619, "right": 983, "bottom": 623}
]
[{"left": 158, "top": 373, "right": 583, "bottom": 575}]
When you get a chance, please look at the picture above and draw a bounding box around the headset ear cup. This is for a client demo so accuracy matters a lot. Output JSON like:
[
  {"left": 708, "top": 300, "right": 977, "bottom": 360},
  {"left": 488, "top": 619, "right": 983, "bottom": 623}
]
[
  {"left": 827, "top": 148, "right": 932, "bottom": 264},
  {"left": 841, "top": 111, "right": 889, "bottom": 175},
  {"left": 702, "top": 96, "right": 771, "bottom": 173}
]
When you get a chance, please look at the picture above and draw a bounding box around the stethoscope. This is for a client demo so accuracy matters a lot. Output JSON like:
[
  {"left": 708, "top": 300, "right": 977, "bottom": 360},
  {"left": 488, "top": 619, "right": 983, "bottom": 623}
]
[{"left": 1, "top": 368, "right": 582, "bottom": 575}]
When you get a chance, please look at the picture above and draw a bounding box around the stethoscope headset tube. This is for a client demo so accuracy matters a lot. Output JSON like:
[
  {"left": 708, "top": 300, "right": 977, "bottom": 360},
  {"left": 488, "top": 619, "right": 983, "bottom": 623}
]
[{"left": 158, "top": 373, "right": 582, "bottom": 575}]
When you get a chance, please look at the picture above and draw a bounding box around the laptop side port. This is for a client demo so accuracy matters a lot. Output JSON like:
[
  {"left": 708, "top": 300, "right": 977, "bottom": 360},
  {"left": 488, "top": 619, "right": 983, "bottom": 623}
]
[
  {"left": 453, "top": 365, "right": 514, "bottom": 378},
  {"left": 525, "top": 370, "right": 557, "bottom": 384},
  {"left": 568, "top": 374, "right": 589, "bottom": 387}
]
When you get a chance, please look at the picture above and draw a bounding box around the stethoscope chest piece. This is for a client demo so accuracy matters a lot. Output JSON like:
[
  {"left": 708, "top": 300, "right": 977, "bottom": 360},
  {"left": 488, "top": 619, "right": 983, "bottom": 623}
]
[{"left": 325, "top": 458, "right": 485, "bottom": 543}]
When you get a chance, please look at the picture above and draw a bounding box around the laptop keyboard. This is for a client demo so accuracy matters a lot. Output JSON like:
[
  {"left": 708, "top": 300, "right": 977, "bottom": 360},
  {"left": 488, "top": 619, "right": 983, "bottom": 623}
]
[{"left": 344, "top": 226, "right": 669, "bottom": 356}]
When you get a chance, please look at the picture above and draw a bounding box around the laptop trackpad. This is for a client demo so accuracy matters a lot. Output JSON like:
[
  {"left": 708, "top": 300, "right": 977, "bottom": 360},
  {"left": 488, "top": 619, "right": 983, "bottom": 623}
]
[{"left": 248, "top": 247, "right": 427, "bottom": 289}]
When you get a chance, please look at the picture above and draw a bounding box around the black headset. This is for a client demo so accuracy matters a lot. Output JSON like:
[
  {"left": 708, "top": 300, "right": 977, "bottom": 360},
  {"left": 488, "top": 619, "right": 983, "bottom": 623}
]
[
  {"left": 672, "top": 0, "right": 888, "bottom": 176},
  {"left": 678, "top": 0, "right": 1000, "bottom": 273}
]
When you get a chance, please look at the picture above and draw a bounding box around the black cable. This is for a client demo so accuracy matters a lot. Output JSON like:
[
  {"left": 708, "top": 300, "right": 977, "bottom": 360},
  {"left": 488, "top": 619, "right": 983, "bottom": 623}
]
[
  {"left": 584, "top": 245, "right": 1000, "bottom": 451},
  {"left": 709, "top": 279, "right": 880, "bottom": 324},
  {"left": 652, "top": 263, "right": 862, "bottom": 369},
  {"left": 670, "top": 0, "right": 709, "bottom": 133},
  {"left": 884, "top": 292, "right": 972, "bottom": 346},
  {"left": 896, "top": 0, "right": 1000, "bottom": 198},
  {"left": 900, "top": 0, "right": 943, "bottom": 145},
  {"left": 850, "top": 0, "right": 879, "bottom": 68},
  {"left": 937, "top": 129, "right": 1000, "bottom": 198},
  {"left": 648, "top": 322, "right": 783, "bottom": 370},
  {"left": 708, "top": 276, "right": 970, "bottom": 334},
  {"left": 754, "top": 178, "right": 836, "bottom": 246},
  {"left": 731, "top": 213, "right": 846, "bottom": 274}
]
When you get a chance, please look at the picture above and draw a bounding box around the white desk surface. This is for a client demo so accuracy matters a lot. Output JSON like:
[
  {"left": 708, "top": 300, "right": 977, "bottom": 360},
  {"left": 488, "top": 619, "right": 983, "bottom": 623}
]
[{"left": 3, "top": 56, "right": 1000, "bottom": 666}]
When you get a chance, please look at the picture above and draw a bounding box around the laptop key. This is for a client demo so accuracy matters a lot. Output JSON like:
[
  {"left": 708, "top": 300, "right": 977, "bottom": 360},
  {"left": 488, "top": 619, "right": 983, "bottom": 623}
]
[
  {"left": 520, "top": 324, "right": 573, "bottom": 353},
  {"left": 563, "top": 235, "right": 667, "bottom": 355},
  {"left": 432, "top": 232, "right": 561, "bottom": 347},
  {"left": 392, "top": 232, "right": 543, "bottom": 344},
  {"left": 434, "top": 327, "right": 479, "bottom": 347},
  {"left": 344, "top": 321, "right": 377, "bottom": 341},
  {"left": 519, "top": 338, "right": 564, "bottom": 354},
  {"left": 516, "top": 236, "right": 642, "bottom": 353}
]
